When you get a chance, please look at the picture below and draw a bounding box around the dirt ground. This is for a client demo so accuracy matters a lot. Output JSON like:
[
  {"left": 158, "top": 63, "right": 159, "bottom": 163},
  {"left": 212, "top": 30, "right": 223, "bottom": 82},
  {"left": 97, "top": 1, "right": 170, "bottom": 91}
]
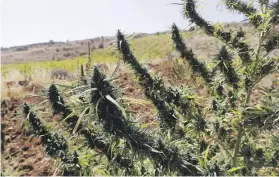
[{"left": 1, "top": 98, "right": 57, "bottom": 176}]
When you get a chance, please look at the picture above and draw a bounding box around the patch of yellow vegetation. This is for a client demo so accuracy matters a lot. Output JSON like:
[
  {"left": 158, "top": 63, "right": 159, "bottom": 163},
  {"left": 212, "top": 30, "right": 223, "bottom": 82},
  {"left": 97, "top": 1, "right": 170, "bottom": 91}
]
[{"left": 1, "top": 32, "right": 192, "bottom": 76}]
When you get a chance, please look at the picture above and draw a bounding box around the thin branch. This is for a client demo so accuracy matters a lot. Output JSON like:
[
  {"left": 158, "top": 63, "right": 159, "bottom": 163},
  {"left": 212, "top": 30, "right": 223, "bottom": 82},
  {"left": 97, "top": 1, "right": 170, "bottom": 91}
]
[
  {"left": 270, "top": 1, "right": 279, "bottom": 25},
  {"left": 171, "top": 23, "right": 212, "bottom": 84},
  {"left": 264, "top": 33, "right": 279, "bottom": 53},
  {"left": 224, "top": 0, "right": 262, "bottom": 27},
  {"left": 183, "top": 0, "right": 252, "bottom": 63}
]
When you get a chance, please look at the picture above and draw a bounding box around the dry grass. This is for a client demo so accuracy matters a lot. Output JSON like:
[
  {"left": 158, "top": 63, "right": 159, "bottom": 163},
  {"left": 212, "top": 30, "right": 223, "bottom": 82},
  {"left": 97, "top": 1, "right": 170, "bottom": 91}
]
[
  {"left": 0, "top": 61, "right": 124, "bottom": 100},
  {"left": 1, "top": 69, "right": 75, "bottom": 100}
]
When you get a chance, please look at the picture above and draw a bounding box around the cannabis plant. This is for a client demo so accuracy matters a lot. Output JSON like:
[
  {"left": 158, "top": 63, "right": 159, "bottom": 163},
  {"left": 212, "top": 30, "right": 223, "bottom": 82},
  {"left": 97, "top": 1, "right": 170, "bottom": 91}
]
[
  {"left": 171, "top": 0, "right": 278, "bottom": 175},
  {"left": 20, "top": 0, "right": 279, "bottom": 176},
  {"left": 90, "top": 66, "right": 201, "bottom": 175},
  {"left": 23, "top": 103, "right": 81, "bottom": 175},
  {"left": 47, "top": 84, "right": 138, "bottom": 175},
  {"left": 115, "top": 0, "right": 279, "bottom": 175}
]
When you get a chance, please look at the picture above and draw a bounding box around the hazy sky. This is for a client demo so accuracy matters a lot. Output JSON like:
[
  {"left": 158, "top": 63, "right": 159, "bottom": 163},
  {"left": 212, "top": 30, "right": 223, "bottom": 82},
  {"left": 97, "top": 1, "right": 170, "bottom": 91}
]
[{"left": 1, "top": 0, "right": 246, "bottom": 47}]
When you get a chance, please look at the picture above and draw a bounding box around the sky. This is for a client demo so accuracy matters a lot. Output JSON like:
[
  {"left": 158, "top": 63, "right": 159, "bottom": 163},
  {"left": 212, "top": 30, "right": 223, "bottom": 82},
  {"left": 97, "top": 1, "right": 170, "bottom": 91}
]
[{"left": 1, "top": 0, "right": 246, "bottom": 47}]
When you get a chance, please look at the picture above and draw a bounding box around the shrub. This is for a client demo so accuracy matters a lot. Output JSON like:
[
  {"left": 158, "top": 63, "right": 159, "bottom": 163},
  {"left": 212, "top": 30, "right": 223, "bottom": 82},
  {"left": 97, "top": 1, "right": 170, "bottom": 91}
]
[
  {"left": 50, "top": 68, "right": 72, "bottom": 80},
  {"left": 98, "top": 42, "right": 104, "bottom": 49},
  {"left": 14, "top": 46, "right": 28, "bottom": 51},
  {"left": 62, "top": 47, "right": 73, "bottom": 52},
  {"left": 63, "top": 52, "right": 73, "bottom": 58},
  {"left": 79, "top": 51, "right": 87, "bottom": 56},
  {"left": 49, "top": 40, "right": 55, "bottom": 45},
  {"left": 99, "top": 36, "right": 105, "bottom": 49}
]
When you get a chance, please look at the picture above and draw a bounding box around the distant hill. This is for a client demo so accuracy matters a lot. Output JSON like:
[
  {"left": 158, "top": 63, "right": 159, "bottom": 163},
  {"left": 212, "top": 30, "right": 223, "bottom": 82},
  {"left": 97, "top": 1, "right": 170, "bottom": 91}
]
[{"left": 1, "top": 22, "right": 278, "bottom": 65}]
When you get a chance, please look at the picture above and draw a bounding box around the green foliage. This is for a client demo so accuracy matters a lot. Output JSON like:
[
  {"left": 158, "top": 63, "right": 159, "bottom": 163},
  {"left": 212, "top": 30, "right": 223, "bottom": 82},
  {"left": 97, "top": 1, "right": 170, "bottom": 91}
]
[
  {"left": 224, "top": 0, "right": 262, "bottom": 27},
  {"left": 48, "top": 84, "right": 79, "bottom": 129},
  {"left": 19, "top": 1, "right": 279, "bottom": 176},
  {"left": 183, "top": 0, "right": 252, "bottom": 63},
  {"left": 270, "top": 1, "right": 279, "bottom": 25},
  {"left": 171, "top": 23, "right": 212, "bottom": 83},
  {"left": 90, "top": 66, "right": 202, "bottom": 175},
  {"left": 117, "top": 30, "right": 180, "bottom": 130},
  {"left": 47, "top": 84, "right": 138, "bottom": 175},
  {"left": 264, "top": 33, "right": 279, "bottom": 52},
  {"left": 180, "top": 0, "right": 279, "bottom": 175},
  {"left": 215, "top": 46, "right": 238, "bottom": 89},
  {"left": 22, "top": 103, "right": 81, "bottom": 175}
]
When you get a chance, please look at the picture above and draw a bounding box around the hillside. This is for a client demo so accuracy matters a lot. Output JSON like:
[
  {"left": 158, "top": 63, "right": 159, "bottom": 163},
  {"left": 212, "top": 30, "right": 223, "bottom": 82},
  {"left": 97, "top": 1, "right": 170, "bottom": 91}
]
[{"left": 2, "top": 22, "right": 278, "bottom": 75}]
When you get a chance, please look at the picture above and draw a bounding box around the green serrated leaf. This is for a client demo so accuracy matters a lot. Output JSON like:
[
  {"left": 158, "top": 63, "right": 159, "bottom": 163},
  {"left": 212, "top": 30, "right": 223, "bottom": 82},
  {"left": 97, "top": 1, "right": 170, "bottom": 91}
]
[
  {"left": 227, "top": 166, "right": 246, "bottom": 173},
  {"left": 141, "top": 122, "right": 151, "bottom": 130},
  {"left": 78, "top": 88, "right": 98, "bottom": 97},
  {"left": 72, "top": 106, "right": 90, "bottom": 134},
  {"left": 198, "top": 157, "right": 205, "bottom": 168},
  {"left": 187, "top": 95, "right": 196, "bottom": 99},
  {"left": 143, "top": 143, "right": 165, "bottom": 157},
  {"left": 65, "top": 85, "right": 90, "bottom": 94},
  {"left": 60, "top": 111, "right": 76, "bottom": 123},
  {"left": 105, "top": 94, "right": 127, "bottom": 119},
  {"left": 204, "top": 144, "right": 211, "bottom": 164}
]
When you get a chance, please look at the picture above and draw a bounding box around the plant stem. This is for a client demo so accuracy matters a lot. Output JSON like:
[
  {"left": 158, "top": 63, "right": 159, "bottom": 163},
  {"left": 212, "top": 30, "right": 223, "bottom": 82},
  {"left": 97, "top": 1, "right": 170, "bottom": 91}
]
[
  {"left": 247, "top": 162, "right": 275, "bottom": 168},
  {"left": 232, "top": 25, "right": 266, "bottom": 168},
  {"left": 232, "top": 126, "right": 243, "bottom": 167},
  {"left": 208, "top": 134, "right": 233, "bottom": 158},
  {"left": 232, "top": 80, "right": 252, "bottom": 167}
]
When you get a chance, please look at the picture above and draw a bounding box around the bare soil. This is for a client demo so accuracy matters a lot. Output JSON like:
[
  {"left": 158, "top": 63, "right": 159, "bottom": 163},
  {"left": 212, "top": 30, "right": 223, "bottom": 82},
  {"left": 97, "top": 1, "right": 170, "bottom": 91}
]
[{"left": 1, "top": 98, "right": 56, "bottom": 176}]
